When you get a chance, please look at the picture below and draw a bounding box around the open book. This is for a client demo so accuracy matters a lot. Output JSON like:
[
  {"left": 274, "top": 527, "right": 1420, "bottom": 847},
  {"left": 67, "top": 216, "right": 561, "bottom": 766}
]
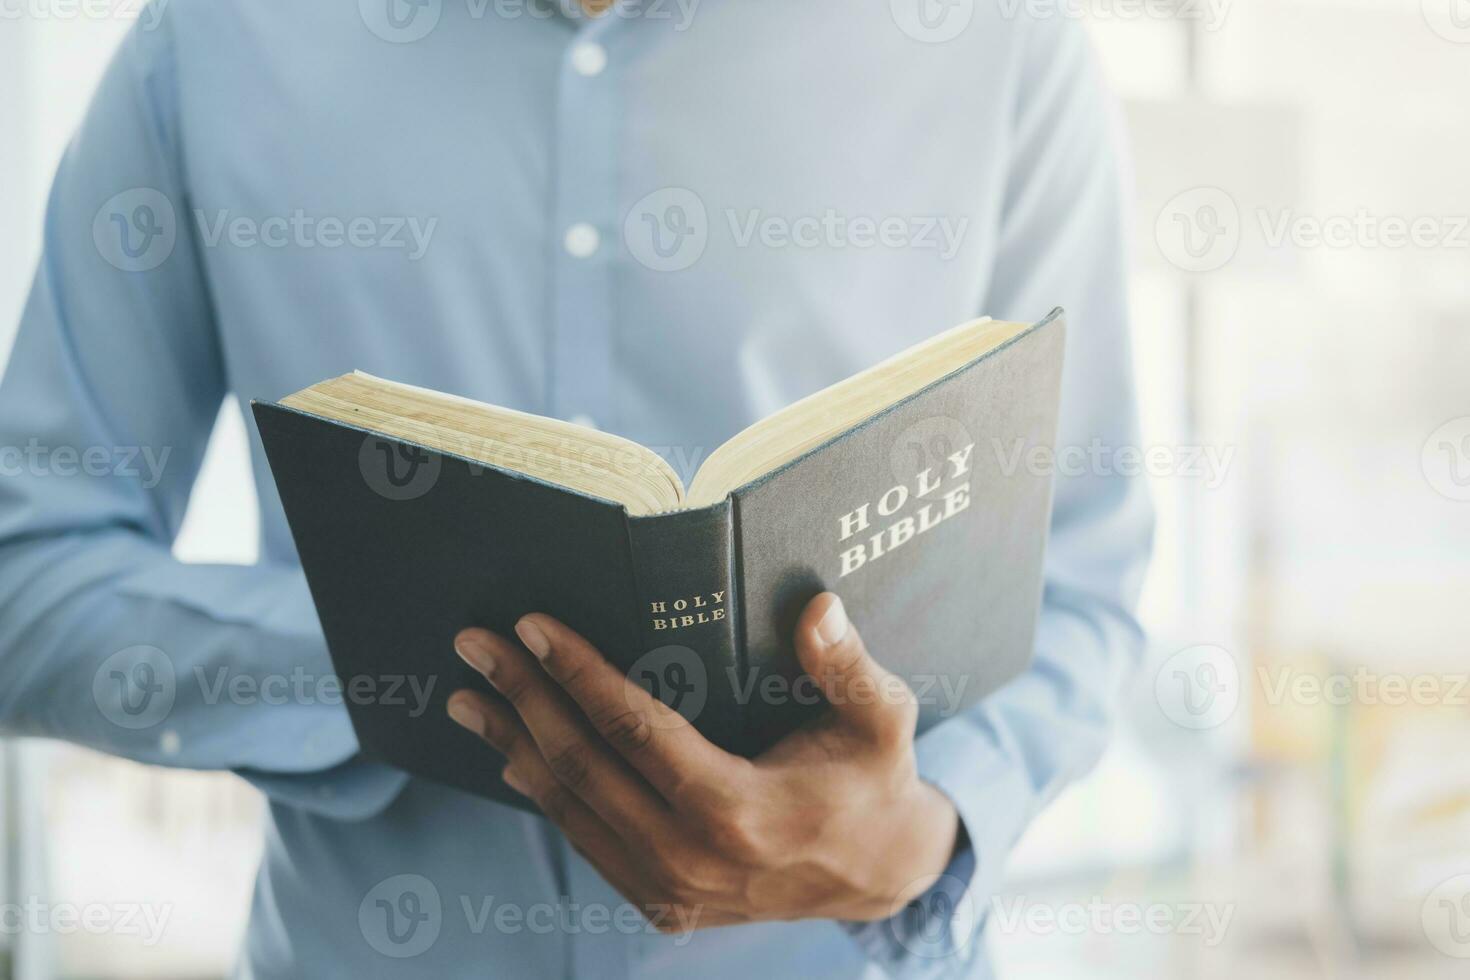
[{"left": 254, "top": 311, "right": 1066, "bottom": 809}]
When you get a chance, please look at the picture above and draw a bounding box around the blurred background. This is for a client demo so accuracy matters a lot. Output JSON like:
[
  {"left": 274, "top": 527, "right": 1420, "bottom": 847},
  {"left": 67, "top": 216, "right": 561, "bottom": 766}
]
[{"left": 1, "top": 0, "right": 1469, "bottom": 977}]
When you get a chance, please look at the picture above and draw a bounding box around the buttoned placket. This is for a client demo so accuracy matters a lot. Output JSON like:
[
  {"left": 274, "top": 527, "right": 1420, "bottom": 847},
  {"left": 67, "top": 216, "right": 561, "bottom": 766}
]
[
  {"left": 547, "top": 14, "right": 619, "bottom": 437},
  {"left": 548, "top": 16, "right": 641, "bottom": 980}
]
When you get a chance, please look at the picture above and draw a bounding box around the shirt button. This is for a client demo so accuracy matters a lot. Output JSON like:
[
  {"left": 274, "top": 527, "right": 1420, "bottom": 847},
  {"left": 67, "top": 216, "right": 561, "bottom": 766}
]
[
  {"left": 564, "top": 223, "right": 600, "bottom": 258},
  {"left": 570, "top": 42, "right": 607, "bottom": 78},
  {"left": 569, "top": 413, "right": 599, "bottom": 430}
]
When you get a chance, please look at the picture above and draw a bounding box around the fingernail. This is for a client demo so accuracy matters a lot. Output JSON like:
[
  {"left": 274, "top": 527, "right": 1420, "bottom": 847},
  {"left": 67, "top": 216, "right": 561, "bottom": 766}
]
[
  {"left": 816, "top": 595, "right": 849, "bottom": 646},
  {"left": 516, "top": 619, "right": 550, "bottom": 660},
  {"left": 447, "top": 697, "right": 483, "bottom": 732},
  {"left": 455, "top": 635, "right": 495, "bottom": 676},
  {"left": 502, "top": 766, "right": 528, "bottom": 795}
]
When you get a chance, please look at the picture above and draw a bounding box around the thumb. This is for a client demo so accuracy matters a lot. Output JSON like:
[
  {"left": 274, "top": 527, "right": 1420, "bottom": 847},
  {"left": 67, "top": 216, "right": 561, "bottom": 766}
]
[{"left": 793, "top": 592, "right": 917, "bottom": 745}]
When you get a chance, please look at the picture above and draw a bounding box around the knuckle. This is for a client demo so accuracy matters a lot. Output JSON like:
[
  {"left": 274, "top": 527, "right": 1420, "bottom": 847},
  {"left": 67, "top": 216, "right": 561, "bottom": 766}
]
[
  {"left": 596, "top": 708, "right": 654, "bottom": 754},
  {"left": 647, "top": 846, "right": 700, "bottom": 898},
  {"left": 550, "top": 653, "right": 591, "bottom": 691},
  {"left": 825, "top": 643, "right": 868, "bottom": 684},
  {"left": 545, "top": 742, "right": 593, "bottom": 791},
  {"left": 484, "top": 717, "right": 520, "bottom": 755},
  {"left": 680, "top": 856, "right": 726, "bottom": 896},
  {"left": 705, "top": 808, "right": 765, "bottom": 861},
  {"left": 875, "top": 697, "right": 919, "bottom": 751}
]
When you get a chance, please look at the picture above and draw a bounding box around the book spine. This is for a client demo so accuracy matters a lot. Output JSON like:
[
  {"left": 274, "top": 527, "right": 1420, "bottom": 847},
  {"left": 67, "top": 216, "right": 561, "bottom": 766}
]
[{"left": 624, "top": 501, "right": 747, "bottom": 754}]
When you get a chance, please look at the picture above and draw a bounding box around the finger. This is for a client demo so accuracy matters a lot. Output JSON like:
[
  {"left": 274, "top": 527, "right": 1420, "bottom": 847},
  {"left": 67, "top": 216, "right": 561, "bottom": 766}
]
[
  {"left": 448, "top": 690, "right": 652, "bottom": 889},
  {"left": 515, "top": 613, "right": 748, "bottom": 808},
  {"left": 792, "top": 592, "right": 916, "bottom": 747},
  {"left": 453, "top": 628, "right": 669, "bottom": 830}
]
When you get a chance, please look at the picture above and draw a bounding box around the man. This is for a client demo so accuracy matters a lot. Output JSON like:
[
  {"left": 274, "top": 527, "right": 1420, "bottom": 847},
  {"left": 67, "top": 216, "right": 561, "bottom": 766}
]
[{"left": 0, "top": 0, "right": 1152, "bottom": 976}]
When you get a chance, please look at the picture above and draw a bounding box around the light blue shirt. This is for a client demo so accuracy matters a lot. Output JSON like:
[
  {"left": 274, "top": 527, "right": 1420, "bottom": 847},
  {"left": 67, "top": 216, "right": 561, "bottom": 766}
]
[{"left": 0, "top": 1, "right": 1152, "bottom": 977}]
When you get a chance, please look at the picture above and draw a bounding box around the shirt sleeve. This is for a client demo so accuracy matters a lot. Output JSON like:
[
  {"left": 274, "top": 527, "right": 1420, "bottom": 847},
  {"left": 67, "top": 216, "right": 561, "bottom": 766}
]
[
  {"left": 0, "top": 14, "right": 407, "bottom": 820},
  {"left": 842, "top": 17, "right": 1153, "bottom": 976}
]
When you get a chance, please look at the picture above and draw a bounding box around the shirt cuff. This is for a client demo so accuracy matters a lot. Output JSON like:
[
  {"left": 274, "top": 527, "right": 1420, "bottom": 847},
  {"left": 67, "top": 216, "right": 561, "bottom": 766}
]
[{"left": 839, "top": 717, "right": 1037, "bottom": 978}]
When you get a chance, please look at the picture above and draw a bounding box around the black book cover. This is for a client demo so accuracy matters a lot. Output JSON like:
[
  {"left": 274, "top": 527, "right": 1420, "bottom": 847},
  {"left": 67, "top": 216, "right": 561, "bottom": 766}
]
[{"left": 252, "top": 311, "right": 1065, "bottom": 811}]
